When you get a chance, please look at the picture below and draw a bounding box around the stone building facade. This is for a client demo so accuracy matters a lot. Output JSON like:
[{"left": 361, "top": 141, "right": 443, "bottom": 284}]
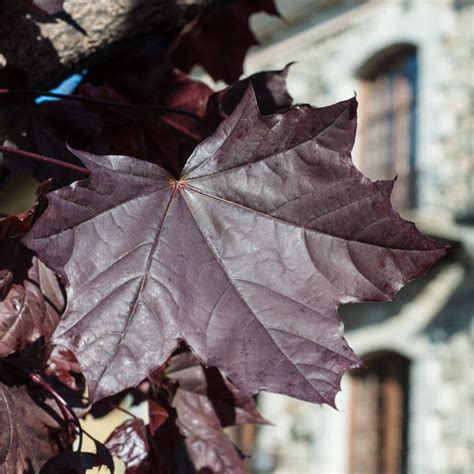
[{"left": 241, "top": 1, "right": 474, "bottom": 472}]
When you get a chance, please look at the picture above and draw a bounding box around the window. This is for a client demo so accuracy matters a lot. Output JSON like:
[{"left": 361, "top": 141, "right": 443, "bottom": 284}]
[
  {"left": 358, "top": 45, "right": 418, "bottom": 210},
  {"left": 348, "top": 352, "right": 410, "bottom": 474}
]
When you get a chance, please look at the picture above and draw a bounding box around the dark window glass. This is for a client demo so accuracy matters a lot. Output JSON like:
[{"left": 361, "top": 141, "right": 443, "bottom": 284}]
[
  {"left": 348, "top": 352, "right": 410, "bottom": 474},
  {"left": 358, "top": 47, "right": 418, "bottom": 210}
]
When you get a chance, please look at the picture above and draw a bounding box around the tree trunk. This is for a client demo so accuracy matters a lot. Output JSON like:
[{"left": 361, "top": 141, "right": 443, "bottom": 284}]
[{"left": 0, "top": 0, "right": 225, "bottom": 88}]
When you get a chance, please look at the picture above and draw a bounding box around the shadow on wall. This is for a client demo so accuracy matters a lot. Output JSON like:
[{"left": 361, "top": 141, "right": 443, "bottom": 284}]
[
  {"left": 423, "top": 265, "right": 474, "bottom": 340},
  {"left": 339, "top": 250, "right": 456, "bottom": 332},
  {"left": 0, "top": 0, "right": 62, "bottom": 88}
]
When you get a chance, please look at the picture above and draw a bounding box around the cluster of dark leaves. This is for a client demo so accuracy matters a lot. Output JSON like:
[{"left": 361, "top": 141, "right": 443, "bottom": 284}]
[
  {"left": 1, "top": 2, "right": 285, "bottom": 472},
  {"left": 0, "top": 0, "right": 448, "bottom": 472},
  {"left": 0, "top": 61, "right": 290, "bottom": 473},
  {"left": 101, "top": 352, "right": 268, "bottom": 474}
]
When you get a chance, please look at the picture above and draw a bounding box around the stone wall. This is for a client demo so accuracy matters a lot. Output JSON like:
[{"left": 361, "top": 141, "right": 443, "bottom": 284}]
[
  {"left": 246, "top": 0, "right": 474, "bottom": 218},
  {"left": 245, "top": 1, "right": 474, "bottom": 472}
]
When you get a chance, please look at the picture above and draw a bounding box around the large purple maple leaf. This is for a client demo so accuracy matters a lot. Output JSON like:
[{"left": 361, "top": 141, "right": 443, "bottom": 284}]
[{"left": 22, "top": 86, "right": 447, "bottom": 404}]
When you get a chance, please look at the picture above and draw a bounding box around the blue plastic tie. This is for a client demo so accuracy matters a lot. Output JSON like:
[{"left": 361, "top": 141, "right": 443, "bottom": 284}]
[{"left": 35, "top": 69, "right": 87, "bottom": 104}]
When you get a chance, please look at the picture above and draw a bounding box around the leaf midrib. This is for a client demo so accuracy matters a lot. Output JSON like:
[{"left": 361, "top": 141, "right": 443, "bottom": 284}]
[
  {"left": 30, "top": 183, "right": 171, "bottom": 240},
  {"left": 185, "top": 184, "right": 442, "bottom": 254},
  {"left": 90, "top": 186, "right": 178, "bottom": 398},
  {"left": 184, "top": 100, "right": 352, "bottom": 182},
  {"left": 181, "top": 190, "right": 334, "bottom": 404}
]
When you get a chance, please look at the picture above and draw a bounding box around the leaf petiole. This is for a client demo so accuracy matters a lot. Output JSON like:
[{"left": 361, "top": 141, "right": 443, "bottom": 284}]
[
  {"left": 0, "top": 358, "right": 83, "bottom": 450},
  {"left": 0, "top": 145, "right": 90, "bottom": 176},
  {"left": 30, "top": 372, "right": 83, "bottom": 451}
]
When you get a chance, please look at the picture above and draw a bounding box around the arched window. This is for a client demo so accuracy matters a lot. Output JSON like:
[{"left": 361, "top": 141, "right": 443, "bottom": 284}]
[
  {"left": 357, "top": 44, "right": 418, "bottom": 211},
  {"left": 348, "top": 351, "right": 410, "bottom": 474}
]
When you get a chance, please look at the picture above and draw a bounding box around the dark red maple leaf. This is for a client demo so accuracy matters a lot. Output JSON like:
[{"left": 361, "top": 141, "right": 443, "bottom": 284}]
[
  {"left": 143, "top": 351, "right": 265, "bottom": 473},
  {"left": 45, "top": 345, "right": 83, "bottom": 392},
  {"left": 148, "top": 398, "right": 186, "bottom": 474},
  {"left": 211, "top": 63, "right": 293, "bottom": 117},
  {"left": 4, "top": 71, "right": 210, "bottom": 184},
  {"left": 77, "top": 82, "right": 204, "bottom": 178},
  {"left": 0, "top": 383, "right": 63, "bottom": 473},
  {"left": 22, "top": 86, "right": 447, "bottom": 406},
  {"left": 32, "top": 0, "right": 64, "bottom": 15},
  {"left": 0, "top": 179, "right": 51, "bottom": 286},
  {"left": 0, "top": 183, "right": 64, "bottom": 357},
  {"left": 142, "top": 68, "right": 213, "bottom": 135},
  {"left": 4, "top": 68, "right": 290, "bottom": 184},
  {"left": 18, "top": 0, "right": 65, "bottom": 15},
  {"left": 0, "top": 257, "right": 64, "bottom": 358},
  {"left": 170, "top": 0, "right": 280, "bottom": 83},
  {"left": 5, "top": 101, "right": 102, "bottom": 186},
  {"left": 78, "top": 68, "right": 213, "bottom": 138},
  {"left": 105, "top": 418, "right": 149, "bottom": 474},
  {"left": 0, "top": 207, "right": 36, "bottom": 301},
  {"left": 166, "top": 352, "right": 267, "bottom": 429},
  {"left": 167, "top": 352, "right": 266, "bottom": 473},
  {"left": 202, "top": 64, "right": 294, "bottom": 137}
]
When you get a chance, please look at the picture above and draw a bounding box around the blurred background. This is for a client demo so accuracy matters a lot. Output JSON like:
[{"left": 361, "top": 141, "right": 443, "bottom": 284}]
[
  {"left": 226, "top": 0, "right": 473, "bottom": 472},
  {"left": 0, "top": 1, "right": 472, "bottom": 473}
]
